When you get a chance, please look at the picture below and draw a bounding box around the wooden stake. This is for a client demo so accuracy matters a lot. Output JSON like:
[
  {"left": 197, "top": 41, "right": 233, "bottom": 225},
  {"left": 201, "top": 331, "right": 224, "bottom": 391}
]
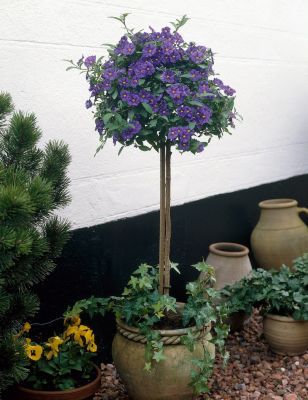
[
  {"left": 163, "top": 142, "right": 171, "bottom": 295},
  {"left": 159, "top": 143, "right": 166, "bottom": 295}
]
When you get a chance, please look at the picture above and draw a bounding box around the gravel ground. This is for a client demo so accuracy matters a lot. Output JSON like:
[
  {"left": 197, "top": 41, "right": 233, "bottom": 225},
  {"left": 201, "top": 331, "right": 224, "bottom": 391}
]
[{"left": 93, "top": 310, "right": 308, "bottom": 400}]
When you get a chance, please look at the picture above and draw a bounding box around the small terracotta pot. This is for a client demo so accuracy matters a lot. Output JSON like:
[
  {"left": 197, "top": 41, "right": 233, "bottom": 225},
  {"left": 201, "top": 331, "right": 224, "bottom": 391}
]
[
  {"left": 112, "top": 309, "right": 215, "bottom": 400},
  {"left": 202, "top": 242, "right": 252, "bottom": 332},
  {"left": 263, "top": 314, "right": 308, "bottom": 355},
  {"left": 251, "top": 198, "right": 308, "bottom": 270},
  {"left": 16, "top": 364, "right": 101, "bottom": 400}
]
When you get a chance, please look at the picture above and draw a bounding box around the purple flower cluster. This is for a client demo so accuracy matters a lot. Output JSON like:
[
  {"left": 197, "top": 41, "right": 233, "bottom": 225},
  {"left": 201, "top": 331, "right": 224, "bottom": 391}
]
[
  {"left": 79, "top": 18, "right": 238, "bottom": 154},
  {"left": 166, "top": 83, "right": 190, "bottom": 104},
  {"left": 121, "top": 120, "right": 142, "bottom": 141},
  {"left": 115, "top": 36, "right": 135, "bottom": 56},
  {"left": 213, "top": 78, "right": 236, "bottom": 96}
]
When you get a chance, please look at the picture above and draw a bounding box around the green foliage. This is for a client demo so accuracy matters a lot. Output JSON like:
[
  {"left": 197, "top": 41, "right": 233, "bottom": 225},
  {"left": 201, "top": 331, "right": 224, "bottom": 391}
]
[
  {"left": 22, "top": 318, "right": 97, "bottom": 391},
  {"left": 0, "top": 92, "right": 71, "bottom": 394},
  {"left": 66, "top": 262, "right": 230, "bottom": 395},
  {"left": 222, "top": 254, "right": 308, "bottom": 320}
]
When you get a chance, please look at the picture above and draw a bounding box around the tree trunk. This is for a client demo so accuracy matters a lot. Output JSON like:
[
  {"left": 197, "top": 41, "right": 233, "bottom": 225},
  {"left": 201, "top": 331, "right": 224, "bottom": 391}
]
[{"left": 159, "top": 142, "right": 171, "bottom": 295}]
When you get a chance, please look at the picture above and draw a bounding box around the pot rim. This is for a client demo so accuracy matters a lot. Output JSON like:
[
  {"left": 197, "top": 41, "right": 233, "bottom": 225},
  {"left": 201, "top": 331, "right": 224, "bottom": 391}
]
[
  {"left": 209, "top": 242, "right": 249, "bottom": 257},
  {"left": 17, "top": 364, "right": 101, "bottom": 395},
  {"left": 265, "top": 314, "right": 306, "bottom": 323},
  {"left": 259, "top": 199, "right": 298, "bottom": 209},
  {"left": 116, "top": 317, "right": 210, "bottom": 337}
]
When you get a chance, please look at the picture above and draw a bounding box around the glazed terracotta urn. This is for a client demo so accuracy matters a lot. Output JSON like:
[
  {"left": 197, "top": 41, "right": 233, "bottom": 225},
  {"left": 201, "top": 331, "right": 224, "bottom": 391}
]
[{"left": 251, "top": 199, "right": 308, "bottom": 270}]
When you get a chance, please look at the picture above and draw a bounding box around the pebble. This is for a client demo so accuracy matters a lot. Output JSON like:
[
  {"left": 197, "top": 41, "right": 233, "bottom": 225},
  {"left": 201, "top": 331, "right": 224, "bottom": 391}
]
[{"left": 92, "top": 309, "right": 308, "bottom": 400}]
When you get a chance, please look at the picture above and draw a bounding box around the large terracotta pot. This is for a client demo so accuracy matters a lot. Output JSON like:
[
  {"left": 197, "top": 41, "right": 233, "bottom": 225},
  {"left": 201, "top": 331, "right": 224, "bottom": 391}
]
[
  {"left": 251, "top": 199, "right": 308, "bottom": 270},
  {"left": 112, "top": 318, "right": 215, "bottom": 400},
  {"left": 15, "top": 364, "right": 101, "bottom": 400},
  {"left": 202, "top": 242, "right": 252, "bottom": 332},
  {"left": 263, "top": 314, "right": 308, "bottom": 356}
]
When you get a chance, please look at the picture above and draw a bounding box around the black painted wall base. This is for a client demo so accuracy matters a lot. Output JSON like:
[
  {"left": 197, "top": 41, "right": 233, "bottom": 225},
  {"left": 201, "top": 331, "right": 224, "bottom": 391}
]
[{"left": 36, "top": 173, "right": 308, "bottom": 360}]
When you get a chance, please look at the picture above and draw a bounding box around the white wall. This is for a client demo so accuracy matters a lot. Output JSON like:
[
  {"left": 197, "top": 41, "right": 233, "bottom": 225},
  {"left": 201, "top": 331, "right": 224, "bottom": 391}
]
[{"left": 1, "top": 0, "right": 308, "bottom": 229}]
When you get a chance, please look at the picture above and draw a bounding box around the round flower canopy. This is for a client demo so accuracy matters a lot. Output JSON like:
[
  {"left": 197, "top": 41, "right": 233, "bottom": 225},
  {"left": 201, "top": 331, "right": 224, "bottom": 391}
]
[{"left": 68, "top": 14, "right": 239, "bottom": 155}]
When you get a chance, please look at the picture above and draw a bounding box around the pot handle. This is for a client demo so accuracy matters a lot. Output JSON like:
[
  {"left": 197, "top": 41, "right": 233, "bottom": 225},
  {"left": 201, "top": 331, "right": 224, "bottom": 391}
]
[{"left": 297, "top": 207, "right": 308, "bottom": 215}]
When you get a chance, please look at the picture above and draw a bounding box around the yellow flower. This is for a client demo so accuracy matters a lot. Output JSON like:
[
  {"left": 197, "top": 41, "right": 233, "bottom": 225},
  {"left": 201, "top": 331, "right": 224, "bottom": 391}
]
[
  {"left": 15, "top": 322, "right": 32, "bottom": 339},
  {"left": 64, "top": 324, "right": 95, "bottom": 348},
  {"left": 23, "top": 322, "right": 31, "bottom": 333},
  {"left": 87, "top": 340, "right": 97, "bottom": 353},
  {"left": 64, "top": 315, "right": 81, "bottom": 327},
  {"left": 45, "top": 336, "right": 64, "bottom": 360},
  {"left": 25, "top": 343, "right": 43, "bottom": 361}
]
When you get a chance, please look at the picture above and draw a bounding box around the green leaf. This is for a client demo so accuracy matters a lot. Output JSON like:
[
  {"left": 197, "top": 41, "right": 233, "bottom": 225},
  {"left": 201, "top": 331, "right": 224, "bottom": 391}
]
[
  {"left": 102, "top": 113, "right": 113, "bottom": 124},
  {"left": 142, "top": 102, "right": 153, "bottom": 114}
]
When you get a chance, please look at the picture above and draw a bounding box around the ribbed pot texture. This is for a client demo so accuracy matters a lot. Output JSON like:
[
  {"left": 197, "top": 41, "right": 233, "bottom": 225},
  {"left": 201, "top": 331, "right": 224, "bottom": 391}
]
[
  {"left": 263, "top": 314, "right": 308, "bottom": 356},
  {"left": 15, "top": 365, "right": 101, "bottom": 400},
  {"left": 251, "top": 199, "right": 308, "bottom": 270},
  {"left": 112, "top": 319, "right": 215, "bottom": 400}
]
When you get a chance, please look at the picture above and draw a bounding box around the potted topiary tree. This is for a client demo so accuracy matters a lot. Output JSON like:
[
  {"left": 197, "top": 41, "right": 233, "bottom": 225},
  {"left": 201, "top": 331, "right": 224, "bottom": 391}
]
[
  {"left": 67, "top": 14, "right": 239, "bottom": 399},
  {"left": 222, "top": 254, "right": 308, "bottom": 356}
]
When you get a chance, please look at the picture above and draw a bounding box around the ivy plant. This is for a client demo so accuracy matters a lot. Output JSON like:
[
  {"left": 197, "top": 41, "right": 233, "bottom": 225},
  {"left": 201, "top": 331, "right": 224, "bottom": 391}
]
[
  {"left": 222, "top": 254, "right": 308, "bottom": 320},
  {"left": 65, "top": 262, "right": 230, "bottom": 395}
]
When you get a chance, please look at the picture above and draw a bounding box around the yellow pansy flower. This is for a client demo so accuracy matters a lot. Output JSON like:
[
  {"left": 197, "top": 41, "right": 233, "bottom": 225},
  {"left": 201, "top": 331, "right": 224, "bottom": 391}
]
[
  {"left": 44, "top": 336, "right": 64, "bottom": 360},
  {"left": 25, "top": 343, "right": 43, "bottom": 361},
  {"left": 64, "top": 315, "right": 81, "bottom": 327},
  {"left": 23, "top": 322, "right": 31, "bottom": 333},
  {"left": 87, "top": 340, "right": 97, "bottom": 353}
]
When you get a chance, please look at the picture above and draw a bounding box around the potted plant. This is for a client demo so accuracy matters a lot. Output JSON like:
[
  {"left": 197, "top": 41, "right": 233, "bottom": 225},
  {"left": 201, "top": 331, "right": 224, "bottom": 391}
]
[
  {"left": 66, "top": 262, "right": 229, "bottom": 399},
  {"left": 222, "top": 254, "right": 308, "bottom": 355},
  {"left": 14, "top": 316, "right": 101, "bottom": 400},
  {"left": 67, "top": 13, "right": 239, "bottom": 398}
]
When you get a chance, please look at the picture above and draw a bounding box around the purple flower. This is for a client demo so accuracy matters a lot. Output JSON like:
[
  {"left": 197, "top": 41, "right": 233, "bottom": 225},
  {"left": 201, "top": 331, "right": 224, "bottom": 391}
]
[
  {"left": 101, "top": 80, "right": 112, "bottom": 91},
  {"left": 168, "top": 126, "right": 182, "bottom": 141},
  {"left": 213, "top": 78, "right": 225, "bottom": 89},
  {"left": 161, "top": 70, "right": 177, "bottom": 83},
  {"left": 195, "top": 105, "right": 212, "bottom": 125},
  {"left": 187, "top": 45, "right": 207, "bottom": 63},
  {"left": 102, "top": 68, "right": 119, "bottom": 81},
  {"left": 130, "top": 77, "right": 140, "bottom": 88},
  {"left": 143, "top": 43, "right": 157, "bottom": 57},
  {"left": 158, "top": 100, "right": 170, "bottom": 116},
  {"left": 178, "top": 141, "right": 190, "bottom": 151},
  {"left": 166, "top": 83, "right": 190, "bottom": 103},
  {"left": 122, "top": 120, "right": 142, "bottom": 141},
  {"left": 133, "top": 61, "right": 155, "bottom": 79},
  {"left": 95, "top": 119, "right": 104, "bottom": 134},
  {"left": 224, "top": 85, "right": 236, "bottom": 96},
  {"left": 118, "top": 77, "right": 131, "bottom": 88},
  {"left": 84, "top": 55, "right": 96, "bottom": 68},
  {"left": 198, "top": 81, "right": 210, "bottom": 94},
  {"left": 85, "top": 99, "right": 92, "bottom": 109},
  {"left": 196, "top": 142, "right": 205, "bottom": 153},
  {"left": 176, "top": 105, "right": 194, "bottom": 120},
  {"left": 116, "top": 36, "right": 136, "bottom": 56},
  {"left": 189, "top": 69, "right": 202, "bottom": 81},
  {"left": 179, "top": 126, "right": 193, "bottom": 143},
  {"left": 126, "top": 93, "right": 141, "bottom": 107}
]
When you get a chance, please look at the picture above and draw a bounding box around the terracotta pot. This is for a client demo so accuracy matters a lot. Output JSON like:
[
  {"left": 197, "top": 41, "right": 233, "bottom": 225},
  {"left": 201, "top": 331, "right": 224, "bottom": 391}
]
[
  {"left": 204, "top": 242, "right": 252, "bottom": 290},
  {"left": 202, "top": 242, "right": 252, "bottom": 332},
  {"left": 15, "top": 364, "right": 101, "bottom": 400},
  {"left": 112, "top": 318, "right": 215, "bottom": 400},
  {"left": 251, "top": 199, "right": 308, "bottom": 270},
  {"left": 263, "top": 314, "right": 308, "bottom": 356}
]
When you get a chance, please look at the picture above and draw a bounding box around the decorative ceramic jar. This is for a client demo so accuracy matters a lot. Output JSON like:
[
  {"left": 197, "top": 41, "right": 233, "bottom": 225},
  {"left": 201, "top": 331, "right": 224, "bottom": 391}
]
[
  {"left": 251, "top": 199, "right": 308, "bottom": 270},
  {"left": 112, "top": 318, "right": 214, "bottom": 400}
]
